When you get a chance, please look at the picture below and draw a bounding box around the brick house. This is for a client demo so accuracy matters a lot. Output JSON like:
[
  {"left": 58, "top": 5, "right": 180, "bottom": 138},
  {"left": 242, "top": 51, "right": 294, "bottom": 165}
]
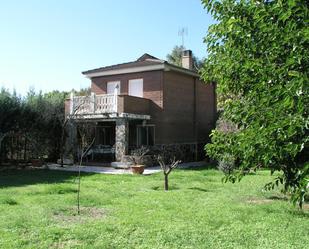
[{"left": 65, "top": 50, "right": 216, "bottom": 163}]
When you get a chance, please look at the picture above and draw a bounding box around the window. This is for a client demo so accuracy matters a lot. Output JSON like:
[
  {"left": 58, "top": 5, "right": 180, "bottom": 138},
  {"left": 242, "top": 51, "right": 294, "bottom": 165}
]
[
  {"left": 137, "top": 125, "right": 154, "bottom": 146},
  {"left": 128, "top": 79, "right": 143, "bottom": 98},
  {"left": 107, "top": 81, "right": 120, "bottom": 95}
]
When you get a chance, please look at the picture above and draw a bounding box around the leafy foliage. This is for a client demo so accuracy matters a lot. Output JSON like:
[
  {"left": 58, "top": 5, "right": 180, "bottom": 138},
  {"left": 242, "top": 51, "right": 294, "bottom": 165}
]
[
  {"left": 0, "top": 89, "right": 21, "bottom": 134},
  {"left": 0, "top": 88, "right": 68, "bottom": 162},
  {"left": 166, "top": 45, "right": 203, "bottom": 70},
  {"left": 201, "top": 0, "right": 309, "bottom": 207}
]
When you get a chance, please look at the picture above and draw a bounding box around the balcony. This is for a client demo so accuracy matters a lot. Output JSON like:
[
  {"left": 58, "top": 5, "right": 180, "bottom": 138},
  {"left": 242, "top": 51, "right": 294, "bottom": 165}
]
[{"left": 65, "top": 93, "right": 151, "bottom": 120}]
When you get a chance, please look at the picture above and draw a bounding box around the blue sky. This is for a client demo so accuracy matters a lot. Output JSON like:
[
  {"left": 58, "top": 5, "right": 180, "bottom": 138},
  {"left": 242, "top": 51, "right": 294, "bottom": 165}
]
[{"left": 0, "top": 0, "right": 214, "bottom": 96}]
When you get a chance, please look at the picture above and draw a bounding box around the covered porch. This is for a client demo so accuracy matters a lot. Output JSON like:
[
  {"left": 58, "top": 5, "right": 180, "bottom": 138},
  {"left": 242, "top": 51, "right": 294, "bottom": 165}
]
[
  {"left": 65, "top": 92, "right": 153, "bottom": 163},
  {"left": 75, "top": 116, "right": 153, "bottom": 163}
]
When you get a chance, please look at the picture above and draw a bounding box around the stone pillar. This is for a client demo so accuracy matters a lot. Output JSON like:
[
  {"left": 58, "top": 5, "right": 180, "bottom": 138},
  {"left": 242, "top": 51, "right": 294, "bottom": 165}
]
[{"left": 115, "top": 119, "right": 129, "bottom": 161}]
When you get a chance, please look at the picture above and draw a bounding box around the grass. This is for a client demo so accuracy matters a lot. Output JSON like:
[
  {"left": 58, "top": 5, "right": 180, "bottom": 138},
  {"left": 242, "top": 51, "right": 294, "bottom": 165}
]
[{"left": 0, "top": 167, "right": 308, "bottom": 249}]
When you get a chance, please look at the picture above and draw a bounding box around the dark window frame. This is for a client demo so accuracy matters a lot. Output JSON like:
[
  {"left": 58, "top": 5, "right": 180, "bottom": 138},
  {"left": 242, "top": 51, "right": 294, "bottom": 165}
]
[{"left": 136, "top": 125, "right": 155, "bottom": 146}]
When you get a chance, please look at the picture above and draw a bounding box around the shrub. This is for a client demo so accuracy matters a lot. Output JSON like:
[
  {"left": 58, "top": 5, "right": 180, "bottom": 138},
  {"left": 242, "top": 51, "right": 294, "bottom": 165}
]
[{"left": 217, "top": 154, "right": 235, "bottom": 174}]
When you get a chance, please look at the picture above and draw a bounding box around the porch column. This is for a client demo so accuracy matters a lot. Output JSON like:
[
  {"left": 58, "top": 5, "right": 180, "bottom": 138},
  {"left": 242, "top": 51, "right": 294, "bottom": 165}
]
[{"left": 115, "top": 118, "right": 129, "bottom": 161}]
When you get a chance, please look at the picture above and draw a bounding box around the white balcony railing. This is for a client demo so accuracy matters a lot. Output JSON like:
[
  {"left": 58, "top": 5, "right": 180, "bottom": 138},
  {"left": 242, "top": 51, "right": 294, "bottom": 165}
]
[{"left": 70, "top": 93, "right": 118, "bottom": 115}]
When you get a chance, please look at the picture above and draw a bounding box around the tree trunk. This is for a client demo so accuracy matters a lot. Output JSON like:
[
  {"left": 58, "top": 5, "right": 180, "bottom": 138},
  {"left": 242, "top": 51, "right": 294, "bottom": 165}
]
[
  {"left": 59, "top": 125, "right": 65, "bottom": 167},
  {"left": 0, "top": 136, "right": 3, "bottom": 157},
  {"left": 77, "top": 154, "right": 82, "bottom": 215},
  {"left": 0, "top": 135, "right": 4, "bottom": 165},
  {"left": 24, "top": 136, "right": 27, "bottom": 161},
  {"left": 164, "top": 174, "right": 169, "bottom": 191},
  {"left": 0, "top": 133, "right": 7, "bottom": 164}
]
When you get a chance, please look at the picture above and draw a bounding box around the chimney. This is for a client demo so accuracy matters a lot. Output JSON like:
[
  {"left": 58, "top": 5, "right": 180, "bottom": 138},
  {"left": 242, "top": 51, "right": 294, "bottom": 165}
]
[{"left": 181, "top": 50, "right": 193, "bottom": 70}]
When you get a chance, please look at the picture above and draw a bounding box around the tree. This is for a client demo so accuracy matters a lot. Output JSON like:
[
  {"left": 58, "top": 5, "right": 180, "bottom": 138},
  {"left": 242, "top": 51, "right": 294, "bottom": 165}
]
[
  {"left": 76, "top": 87, "right": 91, "bottom": 96},
  {"left": 166, "top": 45, "right": 203, "bottom": 70},
  {"left": 157, "top": 154, "right": 181, "bottom": 191},
  {"left": 23, "top": 90, "right": 67, "bottom": 161},
  {"left": 0, "top": 88, "right": 69, "bottom": 164},
  {"left": 76, "top": 121, "right": 95, "bottom": 214},
  {"left": 0, "top": 89, "right": 21, "bottom": 159},
  {"left": 201, "top": 0, "right": 309, "bottom": 207},
  {"left": 43, "top": 91, "right": 68, "bottom": 161}
]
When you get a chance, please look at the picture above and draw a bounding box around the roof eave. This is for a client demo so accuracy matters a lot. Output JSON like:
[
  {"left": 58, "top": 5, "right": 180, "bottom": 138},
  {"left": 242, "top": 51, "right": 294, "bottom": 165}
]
[
  {"left": 82, "top": 63, "right": 199, "bottom": 79},
  {"left": 82, "top": 64, "right": 165, "bottom": 78},
  {"left": 165, "top": 64, "right": 199, "bottom": 77}
]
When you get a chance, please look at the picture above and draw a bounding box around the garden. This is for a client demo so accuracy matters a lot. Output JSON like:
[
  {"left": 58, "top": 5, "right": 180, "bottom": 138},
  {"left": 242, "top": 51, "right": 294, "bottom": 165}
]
[{"left": 0, "top": 167, "right": 308, "bottom": 249}]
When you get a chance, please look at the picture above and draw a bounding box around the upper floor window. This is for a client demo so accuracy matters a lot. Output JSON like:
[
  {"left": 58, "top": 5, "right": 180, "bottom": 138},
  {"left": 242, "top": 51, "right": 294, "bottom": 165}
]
[
  {"left": 107, "top": 81, "right": 120, "bottom": 95},
  {"left": 128, "top": 79, "right": 143, "bottom": 98}
]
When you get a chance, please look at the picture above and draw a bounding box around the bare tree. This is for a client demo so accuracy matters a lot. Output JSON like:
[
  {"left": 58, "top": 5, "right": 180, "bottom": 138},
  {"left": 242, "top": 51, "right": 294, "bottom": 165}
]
[
  {"left": 59, "top": 95, "right": 89, "bottom": 167},
  {"left": 59, "top": 94, "right": 96, "bottom": 215},
  {"left": 76, "top": 123, "right": 95, "bottom": 215},
  {"left": 157, "top": 155, "right": 181, "bottom": 191},
  {"left": 129, "top": 146, "right": 149, "bottom": 165}
]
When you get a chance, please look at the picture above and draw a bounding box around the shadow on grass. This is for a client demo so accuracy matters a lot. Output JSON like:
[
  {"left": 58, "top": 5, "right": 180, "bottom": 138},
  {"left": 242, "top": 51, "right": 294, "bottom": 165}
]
[
  {"left": 266, "top": 195, "right": 288, "bottom": 201},
  {"left": 177, "top": 163, "right": 217, "bottom": 171},
  {"left": 0, "top": 169, "right": 94, "bottom": 188},
  {"left": 288, "top": 209, "right": 309, "bottom": 218},
  {"left": 150, "top": 185, "right": 180, "bottom": 191},
  {"left": 188, "top": 187, "right": 210, "bottom": 192}
]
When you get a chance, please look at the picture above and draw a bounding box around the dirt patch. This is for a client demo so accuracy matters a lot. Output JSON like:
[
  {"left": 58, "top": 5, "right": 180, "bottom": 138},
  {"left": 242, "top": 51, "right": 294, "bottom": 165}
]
[
  {"left": 245, "top": 197, "right": 274, "bottom": 205},
  {"left": 53, "top": 206, "right": 107, "bottom": 224},
  {"left": 266, "top": 195, "right": 288, "bottom": 201},
  {"left": 303, "top": 203, "right": 309, "bottom": 211},
  {"left": 245, "top": 194, "right": 290, "bottom": 205},
  {"left": 50, "top": 239, "right": 83, "bottom": 249}
]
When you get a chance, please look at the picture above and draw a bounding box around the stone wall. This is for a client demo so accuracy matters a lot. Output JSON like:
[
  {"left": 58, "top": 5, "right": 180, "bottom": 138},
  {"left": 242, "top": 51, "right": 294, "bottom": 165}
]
[
  {"left": 125, "top": 142, "right": 207, "bottom": 166},
  {"left": 153, "top": 143, "right": 199, "bottom": 162},
  {"left": 115, "top": 119, "right": 129, "bottom": 161}
]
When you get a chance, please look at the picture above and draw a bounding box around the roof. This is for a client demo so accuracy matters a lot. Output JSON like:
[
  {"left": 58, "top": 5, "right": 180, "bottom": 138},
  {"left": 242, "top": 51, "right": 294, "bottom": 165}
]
[
  {"left": 82, "top": 53, "right": 198, "bottom": 78},
  {"left": 136, "top": 53, "right": 159, "bottom": 61}
]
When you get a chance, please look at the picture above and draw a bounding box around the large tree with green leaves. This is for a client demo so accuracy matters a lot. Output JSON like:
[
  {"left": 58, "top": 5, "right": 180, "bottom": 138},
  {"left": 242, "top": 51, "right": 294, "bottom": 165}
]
[
  {"left": 166, "top": 45, "right": 203, "bottom": 70},
  {"left": 0, "top": 89, "right": 21, "bottom": 155},
  {"left": 0, "top": 88, "right": 68, "bottom": 163},
  {"left": 24, "top": 90, "right": 68, "bottom": 161},
  {"left": 201, "top": 0, "right": 309, "bottom": 207}
]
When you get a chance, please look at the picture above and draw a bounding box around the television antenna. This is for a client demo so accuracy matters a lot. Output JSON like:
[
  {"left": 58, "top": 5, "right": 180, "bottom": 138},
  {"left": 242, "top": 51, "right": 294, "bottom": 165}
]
[{"left": 178, "top": 27, "right": 188, "bottom": 48}]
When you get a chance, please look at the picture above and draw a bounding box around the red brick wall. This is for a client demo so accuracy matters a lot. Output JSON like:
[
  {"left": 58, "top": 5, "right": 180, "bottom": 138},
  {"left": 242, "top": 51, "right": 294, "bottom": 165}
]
[
  {"left": 154, "top": 71, "right": 196, "bottom": 144},
  {"left": 91, "top": 71, "right": 163, "bottom": 107},
  {"left": 117, "top": 95, "right": 151, "bottom": 115},
  {"left": 149, "top": 71, "right": 216, "bottom": 144},
  {"left": 196, "top": 80, "right": 216, "bottom": 142},
  {"left": 89, "top": 69, "right": 216, "bottom": 146}
]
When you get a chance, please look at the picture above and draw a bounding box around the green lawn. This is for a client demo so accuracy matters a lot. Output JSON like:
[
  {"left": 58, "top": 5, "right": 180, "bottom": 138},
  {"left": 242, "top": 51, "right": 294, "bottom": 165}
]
[{"left": 0, "top": 167, "right": 308, "bottom": 249}]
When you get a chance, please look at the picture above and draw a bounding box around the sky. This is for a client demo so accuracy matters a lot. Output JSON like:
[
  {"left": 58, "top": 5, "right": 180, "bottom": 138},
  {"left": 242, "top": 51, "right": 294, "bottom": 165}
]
[{"left": 0, "top": 0, "right": 214, "bottom": 96}]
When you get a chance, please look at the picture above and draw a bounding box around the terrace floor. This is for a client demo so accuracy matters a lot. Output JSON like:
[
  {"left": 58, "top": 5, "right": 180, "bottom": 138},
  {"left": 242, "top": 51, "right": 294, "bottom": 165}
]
[{"left": 47, "top": 161, "right": 206, "bottom": 175}]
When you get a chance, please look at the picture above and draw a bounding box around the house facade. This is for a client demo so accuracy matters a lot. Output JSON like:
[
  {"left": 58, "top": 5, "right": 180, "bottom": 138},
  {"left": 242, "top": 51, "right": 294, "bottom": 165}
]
[{"left": 65, "top": 50, "right": 217, "bottom": 163}]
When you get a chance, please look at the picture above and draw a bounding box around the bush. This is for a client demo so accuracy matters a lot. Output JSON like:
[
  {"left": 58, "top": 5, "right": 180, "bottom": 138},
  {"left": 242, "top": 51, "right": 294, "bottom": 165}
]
[{"left": 217, "top": 154, "right": 235, "bottom": 174}]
